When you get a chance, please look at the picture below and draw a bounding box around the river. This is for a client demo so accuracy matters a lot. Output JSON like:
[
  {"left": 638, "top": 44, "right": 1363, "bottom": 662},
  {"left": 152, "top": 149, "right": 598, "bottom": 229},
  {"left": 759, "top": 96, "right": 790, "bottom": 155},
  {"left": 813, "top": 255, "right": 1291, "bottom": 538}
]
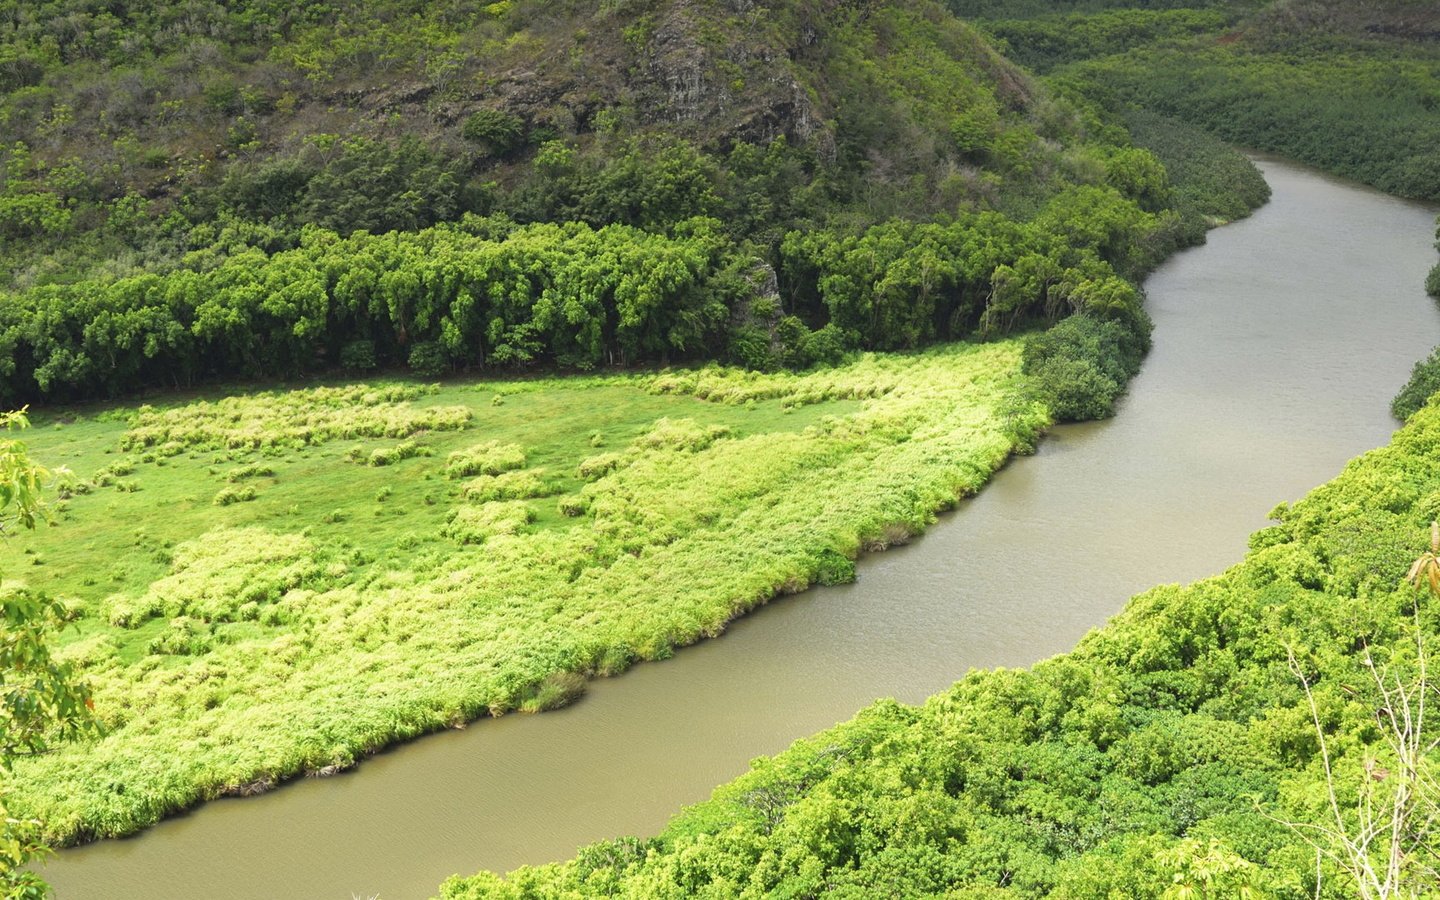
[{"left": 44, "top": 157, "right": 1440, "bottom": 899}]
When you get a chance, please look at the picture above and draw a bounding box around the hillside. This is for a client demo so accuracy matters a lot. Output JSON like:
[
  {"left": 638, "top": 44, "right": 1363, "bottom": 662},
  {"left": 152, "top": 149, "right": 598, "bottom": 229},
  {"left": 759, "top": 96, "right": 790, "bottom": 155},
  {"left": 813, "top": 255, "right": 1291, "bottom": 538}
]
[
  {"left": 0, "top": 0, "right": 1252, "bottom": 430},
  {"left": 3, "top": 0, "right": 1109, "bottom": 288},
  {"left": 966, "top": 0, "right": 1440, "bottom": 202}
]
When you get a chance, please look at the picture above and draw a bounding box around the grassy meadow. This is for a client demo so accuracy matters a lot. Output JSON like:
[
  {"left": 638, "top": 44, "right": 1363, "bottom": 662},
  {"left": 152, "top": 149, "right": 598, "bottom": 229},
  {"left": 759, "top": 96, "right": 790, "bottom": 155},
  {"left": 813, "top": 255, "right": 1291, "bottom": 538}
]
[{"left": 3, "top": 341, "right": 1045, "bottom": 843}]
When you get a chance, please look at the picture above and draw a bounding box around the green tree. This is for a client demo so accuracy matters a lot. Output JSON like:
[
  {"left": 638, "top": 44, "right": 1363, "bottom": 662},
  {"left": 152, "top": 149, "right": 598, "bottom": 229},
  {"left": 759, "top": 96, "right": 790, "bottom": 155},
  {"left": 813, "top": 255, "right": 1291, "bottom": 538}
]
[{"left": 1, "top": 408, "right": 96, "bottom": 899}]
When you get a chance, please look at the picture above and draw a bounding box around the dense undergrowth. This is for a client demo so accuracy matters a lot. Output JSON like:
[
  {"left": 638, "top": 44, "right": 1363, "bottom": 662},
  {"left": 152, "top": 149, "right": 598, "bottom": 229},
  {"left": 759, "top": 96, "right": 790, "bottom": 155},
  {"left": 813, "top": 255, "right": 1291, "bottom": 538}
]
[
  {"left": 0, "top": 0, "right": 1141, "bottom": 289},
  {"left": 441, "top": 343, "right": 1440, "bottom": 900},
  {"left": 967, "top": 0, "right": 1440, "bottom": 203},
  {"left": 5, "top": 343, "right": 1053, "bottom": 844}
]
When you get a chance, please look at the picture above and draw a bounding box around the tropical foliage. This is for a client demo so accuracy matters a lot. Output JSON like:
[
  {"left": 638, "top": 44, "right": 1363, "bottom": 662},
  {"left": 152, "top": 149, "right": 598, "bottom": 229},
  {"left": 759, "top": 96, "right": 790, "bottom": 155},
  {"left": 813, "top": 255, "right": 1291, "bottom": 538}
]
[
  {"left": 1, "top": 410, "right": 96, "bottom": 898},
  {"left": 0, "top": 184, "right": 1175, "bottom": 413}
]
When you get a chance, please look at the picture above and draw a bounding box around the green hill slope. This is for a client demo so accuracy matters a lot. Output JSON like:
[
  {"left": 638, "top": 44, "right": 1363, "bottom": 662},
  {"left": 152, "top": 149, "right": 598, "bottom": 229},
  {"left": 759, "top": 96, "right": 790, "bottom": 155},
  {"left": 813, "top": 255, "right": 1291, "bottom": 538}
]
[
  {"left": 1, "top": 0, "right": 1111, "bottom": 285},
  {"left": 965, "top": 0, "right": 1440, "bottom": 202},
  {"left": 0, "top": 0, "right": 1257, "bottom": 422}
]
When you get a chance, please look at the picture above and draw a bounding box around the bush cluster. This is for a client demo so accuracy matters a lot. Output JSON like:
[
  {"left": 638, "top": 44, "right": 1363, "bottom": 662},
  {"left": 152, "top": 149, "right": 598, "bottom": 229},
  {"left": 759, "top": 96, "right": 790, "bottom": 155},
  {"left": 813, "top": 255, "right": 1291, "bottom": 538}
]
[{"left": 1021, "top": 313, "right": 1150, "bottom": 421}]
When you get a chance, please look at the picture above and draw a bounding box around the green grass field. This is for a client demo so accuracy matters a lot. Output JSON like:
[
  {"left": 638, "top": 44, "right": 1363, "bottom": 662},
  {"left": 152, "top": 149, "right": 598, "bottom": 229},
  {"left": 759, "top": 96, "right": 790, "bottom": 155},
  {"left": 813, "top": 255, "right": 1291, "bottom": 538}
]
[{"left": 4, "top": 341, "right": 1044, "bottom": 844}]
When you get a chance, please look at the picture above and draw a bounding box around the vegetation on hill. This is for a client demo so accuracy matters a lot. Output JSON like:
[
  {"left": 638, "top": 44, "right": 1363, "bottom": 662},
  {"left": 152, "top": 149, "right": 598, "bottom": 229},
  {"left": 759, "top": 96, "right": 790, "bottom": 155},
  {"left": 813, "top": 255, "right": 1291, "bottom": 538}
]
[
  {"left": 0, "top": 0, "right": 1251, "bottom": 431},
  {"left": 441, "top": 350, "right": 1440, "bottom": 900},
  {"left": 0, "top": 0, "right": 1291, "bottom": 880},
  {"left": 0, "top": 0, "right": 1281, "bottom": 423},
  {"left": 963, "top": 0, "right": 1440, "bottom": 203},
  {"left": 0, "top": 0, "right": 1139, "bottom": 285}
]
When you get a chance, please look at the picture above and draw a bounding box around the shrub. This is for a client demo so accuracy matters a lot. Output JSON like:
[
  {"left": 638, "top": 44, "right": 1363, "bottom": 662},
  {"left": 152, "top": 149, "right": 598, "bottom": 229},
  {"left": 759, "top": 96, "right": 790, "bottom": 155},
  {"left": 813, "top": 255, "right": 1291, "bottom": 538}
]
[
  {"left": 226, "top": 464, "right": 275, "bottom": 482},
  {"left": 1427, "top": 262, "right": 1440, "bottom": 299},
  {"left": 147, "top": 618, "right": 213, "bottom": 656},
  {"left": 442, "top": 501, "right": 534, "bottom": 545},
  {"left": 1393, "top": 346, "right": 1440, "bottom": 420},
  {"left": 369, "top": 440, "right": 428, "bottom": 467},
  {"left": 1022, "top": 314, "right": 1148, "bottom": 421},
  {"left": 776, "top": 316, "right": 811, "bottom": 368},
  {"left": 1029, "top": 356, "right": 1120, "bottom": 422},
  {"left": 461, "top": 469, "right": 553, "bottom": 502},
  {"left": 462, "top": 109, "right": 526, "bottom": 156},
  {"left": 518, "top": 671, "right": 587, "bottom": 713},
  {"left": 299, "top": 136, "right": 465, "bottom": 235},
  {"left": 213, "top": 486, "right": 258, "bottom": 506},
  {"left": 340, "top": 341, "right": 378, "bottom": 372},
  {"left": 728, "top": 325, "right": 775, "bottom": 371},
  {"left": 408, "top": 342, "right": 450, "bottom": 378},
  {"left": 802, "top": 323, "right": 852, "bottom": 368},
  {"left": 446, "top": 441, "right": 527, "bottom": 478},
  {"left": 577, "top": 453, "right": 622, "bottom": 480}
]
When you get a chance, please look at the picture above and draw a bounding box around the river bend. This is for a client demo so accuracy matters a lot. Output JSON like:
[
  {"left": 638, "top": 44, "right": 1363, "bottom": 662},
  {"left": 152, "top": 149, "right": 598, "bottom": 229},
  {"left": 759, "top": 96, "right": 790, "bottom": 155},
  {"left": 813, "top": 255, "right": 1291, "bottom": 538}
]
[{"left": 45, "top": 157, "right": 1440, "bottom": 899}]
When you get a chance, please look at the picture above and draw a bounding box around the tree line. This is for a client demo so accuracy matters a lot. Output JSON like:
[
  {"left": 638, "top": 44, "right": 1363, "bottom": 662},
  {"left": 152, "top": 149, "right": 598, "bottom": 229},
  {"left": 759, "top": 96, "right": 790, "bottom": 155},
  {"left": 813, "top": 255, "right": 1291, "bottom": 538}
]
[{"left": 0, "top": 183, "right": 1166, "bottom": 416}]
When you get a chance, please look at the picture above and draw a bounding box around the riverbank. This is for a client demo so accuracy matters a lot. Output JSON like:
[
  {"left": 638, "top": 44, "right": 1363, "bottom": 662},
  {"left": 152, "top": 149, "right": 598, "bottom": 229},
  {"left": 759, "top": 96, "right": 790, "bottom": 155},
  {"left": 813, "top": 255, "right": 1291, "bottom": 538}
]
[
  {"left": 11, "top": 342, "right": 1048, "bottom": 846},
  {"left": 14, "top": 62, "right": 1267, "bottom": 873}
]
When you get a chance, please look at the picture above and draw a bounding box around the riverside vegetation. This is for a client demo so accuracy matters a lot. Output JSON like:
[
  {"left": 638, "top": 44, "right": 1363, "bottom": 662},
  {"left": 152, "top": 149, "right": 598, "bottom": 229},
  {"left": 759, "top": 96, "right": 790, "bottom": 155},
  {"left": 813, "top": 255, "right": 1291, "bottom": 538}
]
[
  {"left": 434, "top": 1, "right": 1440, "bottom": 896},
  {"left": 441, "top": 338, "right": 1440, "bottom": 900},
  {"left": 9, "top": 344, "right": 1058, "bottom": 843}
]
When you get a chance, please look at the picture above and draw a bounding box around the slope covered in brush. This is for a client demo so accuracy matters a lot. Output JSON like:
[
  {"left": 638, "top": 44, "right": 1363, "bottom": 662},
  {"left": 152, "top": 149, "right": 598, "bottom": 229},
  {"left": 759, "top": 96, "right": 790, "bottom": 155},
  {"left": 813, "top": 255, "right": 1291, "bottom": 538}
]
[
  {"left": 0, "top": 0, "right": 1239, "bottom": 418},
  {"left": 3, "top": 0, "right": 1108, "bottom": 283},
  {"left": 963, "top": 0, "right": 1440, "bottom": 203}
]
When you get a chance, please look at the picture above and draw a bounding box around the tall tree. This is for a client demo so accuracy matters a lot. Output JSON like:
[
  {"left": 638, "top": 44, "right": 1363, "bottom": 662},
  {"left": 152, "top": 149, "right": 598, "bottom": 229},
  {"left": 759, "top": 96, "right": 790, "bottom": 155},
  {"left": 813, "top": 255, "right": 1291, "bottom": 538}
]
[{"left": 1, "top": 409, "right": 95, "bottom": 899}]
